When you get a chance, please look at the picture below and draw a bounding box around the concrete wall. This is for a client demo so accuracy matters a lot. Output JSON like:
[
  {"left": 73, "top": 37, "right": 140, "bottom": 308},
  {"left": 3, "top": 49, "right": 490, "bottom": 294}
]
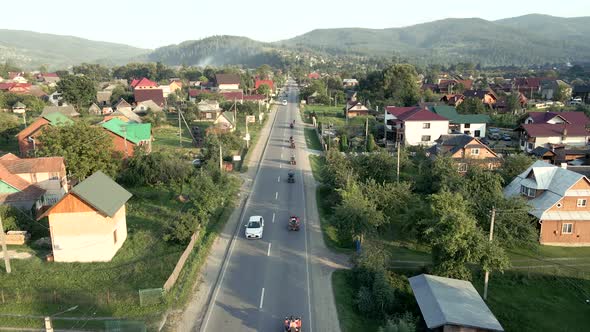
[
  {"left": 49, "top": 205, "right": 128, "bottom": 262},
  {"left": 404, "top": 120, "right": 449, "bottom": 146},
  {"left": 459, "top": 123, "right": 487, "bottom": 138}
]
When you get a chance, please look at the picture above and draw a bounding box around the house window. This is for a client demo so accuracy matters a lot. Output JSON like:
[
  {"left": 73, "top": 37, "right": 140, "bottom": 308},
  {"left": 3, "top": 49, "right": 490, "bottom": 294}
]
[
  {"left": 474, "top": 130, "right": 481, "bottom": 137},
  {"left": 577, "top": 199, "right": 587, "bottom": 207},
  {"left": 458, "top": 163, "right": 468, "bottom": 172},
  {"left": 206, "top": 113, "right": 212, "bottom": 119},
  {"left": 527, "top": 143, "right": 534, "bottom": 150},
  {"left": 421, "top": 135, "right": 431, "bottom": 142},
  {"left": 520, "top": 185, "right": 536, "bottom": 197},
  {"left": 471, "top": 148, "right": 480, "bottom": 156},
  {"left": 464, "top": 123, "right": 471, "bottom": 129},
  {"left": 113, "top": 230, "right": 118, "bottom": 244},
  {"left": 562, "top": 223, "right": 573, "bottom": 234},
  {"left": 423, "top": 123, "right": 431, "bottom": 129}
]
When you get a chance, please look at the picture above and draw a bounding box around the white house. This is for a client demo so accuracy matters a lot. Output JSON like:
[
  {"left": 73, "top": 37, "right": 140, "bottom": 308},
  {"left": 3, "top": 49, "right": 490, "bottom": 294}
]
[
  {"left": 215, "top": 74, "right": 241, "bottom": 91},
  {"left": 385, "top": 106, "right": 449, "bottom": 146},
  {"left": 517, "top": 111, "right": 590, "bottom": 153},
  {"left": 429, "top": 106, "right": 490, "bottom": 138}
]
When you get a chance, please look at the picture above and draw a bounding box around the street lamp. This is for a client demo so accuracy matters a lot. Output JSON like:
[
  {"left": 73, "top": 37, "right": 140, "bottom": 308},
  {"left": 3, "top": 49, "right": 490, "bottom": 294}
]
[{"left": 45, "top": 305, "right": 78, "bottom": 332}]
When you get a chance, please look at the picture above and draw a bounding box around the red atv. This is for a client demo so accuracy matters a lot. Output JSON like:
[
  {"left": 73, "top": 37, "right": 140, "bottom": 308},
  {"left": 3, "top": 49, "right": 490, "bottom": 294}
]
[{"left": 288, "top": 216, "right": 301, "bottom": 231}]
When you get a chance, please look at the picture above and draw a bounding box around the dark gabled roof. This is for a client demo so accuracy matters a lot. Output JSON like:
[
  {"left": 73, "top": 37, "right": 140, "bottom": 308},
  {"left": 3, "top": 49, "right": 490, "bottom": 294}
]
[
  {"left": 134, "top": 89, "right": 164, "bottom": 107},
  {"left": 215, "top": 73, "right": 241, "bottom": 85},
  {"left": 409, "top": 274, "right": 504, "bottom": 332},
  {"left": 71, "top": 171, "right": 132, "bottom": 217},
  {"left": 530, "top": 146, "right": 554, "bottom": 157},
  {"left": 520, "top": 123, "right": 589, "bottom": 138},
  {"left": 573, "top": 85, "right": 590, "bottom": 94},
  {"left": 525, "top": 111, "right": 590, "bottom": 125}
]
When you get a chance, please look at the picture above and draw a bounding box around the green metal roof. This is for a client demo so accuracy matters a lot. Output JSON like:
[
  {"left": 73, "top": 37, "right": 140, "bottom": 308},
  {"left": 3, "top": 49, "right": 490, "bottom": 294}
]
[
  {"left": 429, "top": 105, "right": 490, "bottom": 124},
  {"left": 72, "top": 171, "right": 132, "bottom": 218},
  {"left": 101, "top": 118, "right": 151, "bottom": 144},
  {"left": 42, "top": 112, "right": 74, "bottom": 126}
]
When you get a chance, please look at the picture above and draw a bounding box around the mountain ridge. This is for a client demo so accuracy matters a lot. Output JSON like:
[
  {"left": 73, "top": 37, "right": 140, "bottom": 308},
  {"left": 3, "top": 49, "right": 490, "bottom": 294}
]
[{"left": 1, "top": 14, "right": 589, "bottom": 68}]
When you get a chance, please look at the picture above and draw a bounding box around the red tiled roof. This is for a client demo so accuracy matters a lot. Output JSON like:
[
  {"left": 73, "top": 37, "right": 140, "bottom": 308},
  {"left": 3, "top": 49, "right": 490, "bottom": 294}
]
[
  {"left": 0, "top": 163, "right": 45, "bottom": 203},
  {"left": 308, "top": 72, "right": 320, "bottom": 79},
  {"left": 220, "top": 91, "right": 243, "bottom": 101},
  {"left": 526, "top": 111, "right": 590, "bottom": 125},
  {"left": 243, "top": 94, "right": 265, "bottom": 101},
  {"left": 131, "top": 77, "right": 157, "bottom": 88},
  {"left": 189, "top": 89, "right": 212, "bottom": 97},
  {"left": 385, "top": 106, "right": 448, "bottom": 121},
  {"left": 134, "top": 89, "right": 164, "bottom": 106},
  {"left": 521, "top": 123, "right": 589, "bottom": 137},
  {"left": 0, "top": 82, "right": 15, "bottom": 90},
  {"left": 0, "top": 155, "right": 65, "bottom": 174},
  {"left": 255, "top": 79, "right": 274, "bottom": 90}
]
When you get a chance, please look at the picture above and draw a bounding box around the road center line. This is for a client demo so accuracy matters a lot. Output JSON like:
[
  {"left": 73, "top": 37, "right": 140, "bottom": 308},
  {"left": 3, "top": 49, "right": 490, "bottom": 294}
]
[
  {"left": 267, "top": 243, "right": 271, "bottom": 256},
  {"left": 272, "top": 212, "right": 275, "bottom": 223},
  {"left": 259, "top": 288, "right": 265, "bottom": 309},
  {"left": 278, "top": 176, "right": 281, "bottom": 182},
  {"left": 280, "top": 164, "right": 282, "bottom": 168},
  {"left": 281, "top": 153, "right": 283, "bottom": 158},
  {"left": 275, "top": 192, "right": 278, "bottom": 200}
]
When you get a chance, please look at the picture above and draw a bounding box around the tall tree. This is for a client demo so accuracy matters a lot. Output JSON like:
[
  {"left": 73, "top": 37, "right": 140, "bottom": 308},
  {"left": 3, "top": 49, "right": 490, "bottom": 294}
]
[
  {"left": 37, "top": 121, "right": 121, "bottom": 181},
  {"left": 0, "top": 113, "right": 20, "bottom": 144},
  {"left": 457, "top": 97, "right": 486, "bottom": 114},
  {"left": 499, "top": 154, "right": 535, "bottom": 184},
  {"left": 333, "top": 181, "right": 385, "bottom": 241},
  {"left": 56, "top": 75, "right": 97, "bottom": 111},
  {"left": 382, "top": 64, "right": 420, "bottom": 106}
]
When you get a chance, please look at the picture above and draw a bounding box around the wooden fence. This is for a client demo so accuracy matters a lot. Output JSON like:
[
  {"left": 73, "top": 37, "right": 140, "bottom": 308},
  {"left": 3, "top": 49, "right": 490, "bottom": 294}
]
[{"left": 163, "top": 229, "right": 201, "bottom": 292}]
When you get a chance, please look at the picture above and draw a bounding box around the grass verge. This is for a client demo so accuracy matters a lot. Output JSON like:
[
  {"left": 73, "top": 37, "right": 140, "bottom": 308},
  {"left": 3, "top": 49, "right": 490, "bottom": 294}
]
[
  {"left": 309, "top": 155, "right": 323, "bottom": 182},
  {"left": 332, "top": 269, "right": 381, "bottom": 332},
  {"left": 304, "top": 128, "right": 322, "bottom": 151}
]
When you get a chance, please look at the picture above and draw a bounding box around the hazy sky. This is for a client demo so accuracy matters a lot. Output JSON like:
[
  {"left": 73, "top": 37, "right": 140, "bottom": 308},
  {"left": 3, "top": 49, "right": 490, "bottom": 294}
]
[{"left": 2, "top": 0, "right": 589, "bottom": 49}]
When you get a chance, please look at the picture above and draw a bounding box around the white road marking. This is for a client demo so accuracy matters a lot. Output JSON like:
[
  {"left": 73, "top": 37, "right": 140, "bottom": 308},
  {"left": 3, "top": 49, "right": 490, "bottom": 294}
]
[
  {"left": 259, "top": 288, "right": 265, "bottom": 309},
  {"left": 272, "top": 212, "right": 275, "bottom": 223},
  {"left": 278, "top": 176, "right": 281, "bottom": 182},
  {"left": 281, "top": 153, "right": 283, "bottom": 159},
  {"left": 275, "top": 192, "right": 278, "bottom": 200},
  {"left": 267, "top": 243, "right": 271, "bottom": 256},
  {"left": 280, "top": 164, "right": 282, "bottom": 168}
]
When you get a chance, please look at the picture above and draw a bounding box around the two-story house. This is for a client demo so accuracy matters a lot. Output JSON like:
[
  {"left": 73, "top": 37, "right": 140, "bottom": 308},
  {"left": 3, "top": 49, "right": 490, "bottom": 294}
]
[
  {"left": 517, "top": 111, "right": 590, "bottom": 153},
  {"left": 385, "top": 106, "right": 449, "bottom": 146},
  {"left": 197, "top": 100, "right": 223, "bottom": 121},
  {"left": 215, "top": 74, "right": 241, "bottom": 91},
  {"left": 429, "top": 105, "right": 490, "bottom": 138},
  {"left": 427, "top": 134, "right": 501, "bottom": 172},
  {"left": 504, "top": 161, "right": 590, "bottom": 246},
  {"left": 0, "top": 153, "right": 68, "bottom": 211}
]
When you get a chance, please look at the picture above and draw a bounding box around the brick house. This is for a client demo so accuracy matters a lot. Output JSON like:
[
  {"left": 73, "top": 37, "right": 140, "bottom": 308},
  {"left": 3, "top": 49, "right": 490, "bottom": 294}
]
[
  {"left": 344, "top": 101, "right": 370, "bottom": 119},
  {"left": 16, "top": 113, "right": 73, "bottom": 157},
  {"left": 101, "top": 118, "right": 152, "bottom": 158},
  {"left": 504, "top": 161, "right": 590, "bottom": 246},
  {"left": 427, "top": 134, "right": 501, "bottom": 172}
]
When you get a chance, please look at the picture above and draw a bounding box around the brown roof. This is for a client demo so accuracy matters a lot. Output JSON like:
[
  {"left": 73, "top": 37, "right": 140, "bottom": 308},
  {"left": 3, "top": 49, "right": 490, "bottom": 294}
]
[
  {"left": 0, "top": 154, "right": 65, "bottom": 174},
  {"left": 520, "top": 123, "right": 589, "bottom": 138},
  {"left": 16, "top": 117, "right": 50, "bottom": 140},
  {"left": 134, "top": 89, "right": 165, "bottom": 107},
  {"left": 0, "top": 163, "right": 45, "bottom": 203},
  {"left": 215, "top": 73, "right": 241, "bottom": 85}
]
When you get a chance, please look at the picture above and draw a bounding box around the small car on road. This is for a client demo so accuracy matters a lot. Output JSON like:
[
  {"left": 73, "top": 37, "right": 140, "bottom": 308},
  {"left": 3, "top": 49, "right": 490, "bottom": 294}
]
[
  {"left": 282, "top": 100, "right": 288, "bottom": 106},
  {"left": 245, "top": 216, "right": 264, "bottom": 239}
]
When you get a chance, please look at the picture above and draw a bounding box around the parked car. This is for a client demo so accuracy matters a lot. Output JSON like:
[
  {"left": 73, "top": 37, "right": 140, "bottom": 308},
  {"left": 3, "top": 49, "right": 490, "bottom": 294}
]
[
  {"left": 487, "top": 127, "right": 500, "bottom": 140},
  {"left": 282, "top": 100, "right": 288, "bottom": 106},
  {"left": 245, "top": 216, "right": 264, "bottom": 239},
  {"left": 569, "top": 97, "right": 583, "bottom": 106},
  {"left": 502, "top": 133, "right": 512, "bottom": 141}
]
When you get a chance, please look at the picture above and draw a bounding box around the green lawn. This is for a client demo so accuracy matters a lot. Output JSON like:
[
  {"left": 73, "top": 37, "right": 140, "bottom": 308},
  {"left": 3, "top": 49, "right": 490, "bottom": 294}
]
[
  {"left": 0, "top": 184, "right": 238, "bottom": 329},
  {"left": 475, "top": 271, "right": 590, "bottom": 332},
  {"left": 332, "top": 270, "right": 382, "bottom": 332},
  {"left": 152, "top": 125, "right": 199, "bottom": 155},
  {"left": 304, "top": 128, "right": 322, "bottom": 151},
  {"left": 309, "top": 155, "right": 324, "bottom": 182}
]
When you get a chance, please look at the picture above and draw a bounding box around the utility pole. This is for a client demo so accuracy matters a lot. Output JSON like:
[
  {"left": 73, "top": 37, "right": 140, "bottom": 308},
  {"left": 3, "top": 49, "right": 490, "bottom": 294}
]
[
  {"left": 483, "top": 207, "right": 496, "bottom": 300},
  {"left": 396, "top": 141, "right": 401, "bottom": 183},
  {"left": 0, "top": 214, "right": 12, "bottom": 273},
  {"left": 219, "top": 144, "right": 223, "bottom": 171},
  {"left": 178, "top": 107, "right": 182, "bottom": 147},
  {"left": 365, "top": 117, "right": 369, "bottom": 149},
  {"left": 245, "top": 116, "right": 249, "bottom": 148}
]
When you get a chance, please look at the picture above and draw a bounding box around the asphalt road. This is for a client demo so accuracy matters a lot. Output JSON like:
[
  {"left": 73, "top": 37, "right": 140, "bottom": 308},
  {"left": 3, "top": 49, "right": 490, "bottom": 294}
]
[{"left": 201, "top": 84, "right": 313, "bottom": 332}]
